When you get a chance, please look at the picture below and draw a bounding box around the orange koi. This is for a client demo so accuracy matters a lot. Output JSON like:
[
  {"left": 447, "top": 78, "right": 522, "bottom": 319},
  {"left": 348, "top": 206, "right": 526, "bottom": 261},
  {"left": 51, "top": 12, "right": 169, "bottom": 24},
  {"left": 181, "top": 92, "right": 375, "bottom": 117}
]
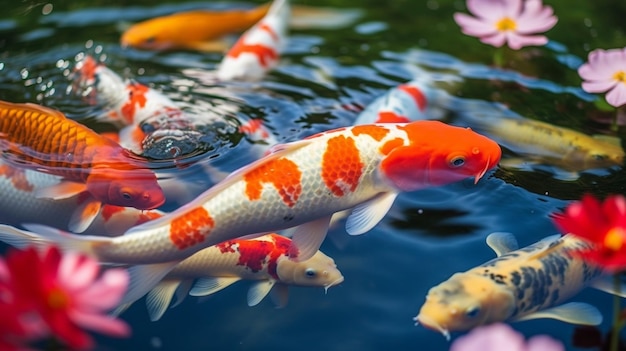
[
  {"left": 120, "top": 3, "right": 272, "bottom": 52},
  {"left": 0, "top": 100, "right": 165, "bottom": 230}
]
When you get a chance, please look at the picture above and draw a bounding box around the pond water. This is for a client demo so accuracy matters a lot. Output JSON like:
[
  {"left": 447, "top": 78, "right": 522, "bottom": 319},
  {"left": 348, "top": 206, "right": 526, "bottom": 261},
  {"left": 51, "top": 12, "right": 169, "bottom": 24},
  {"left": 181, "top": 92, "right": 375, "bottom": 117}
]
[{"left": 1, "top": 0, "right": 626, "bottom": 350}]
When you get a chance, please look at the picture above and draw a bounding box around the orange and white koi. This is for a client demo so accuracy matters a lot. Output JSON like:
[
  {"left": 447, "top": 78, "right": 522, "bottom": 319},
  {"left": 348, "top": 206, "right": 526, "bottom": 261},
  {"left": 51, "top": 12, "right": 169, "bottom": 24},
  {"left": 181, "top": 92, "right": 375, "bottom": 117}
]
[
  {"left": 117, "top": 233, "right": 343, "bottom": 321},
  {"left": 0, "top": 158, "right": 163, "bottom": 234},
  {"left": 0, "top": 100, "right": 165, "bottom": 227},
  {"left": 0, "top": 120, "right": 501, "bottom": 267},
  {"left": 415, "top": 232, "right": 625, "bottom": 340},
  {"left": 354, "top": 79, "right": 452, "bottom": 125},
  {"left": 216, "top": 0, "right": 289, "bottom": 82}
]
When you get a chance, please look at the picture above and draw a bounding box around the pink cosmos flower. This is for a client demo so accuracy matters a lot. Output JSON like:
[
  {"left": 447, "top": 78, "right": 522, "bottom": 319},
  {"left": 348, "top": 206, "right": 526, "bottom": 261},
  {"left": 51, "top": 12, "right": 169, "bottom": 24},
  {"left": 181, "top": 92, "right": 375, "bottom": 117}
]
[
  {"left": 453, "top": 0, "right": 558, "bottom": 50},
  {"left": 4, "top": 246, "right": 130, "bottom": 350},
  {"left": 553, "top": 194, "right": 626, "bottom": 272},
  {"left": 450, "top": 323, "right": 564, "bottom": 351},
  {"left": 578, "top": 48, "right": 626, "bottom": 108}
]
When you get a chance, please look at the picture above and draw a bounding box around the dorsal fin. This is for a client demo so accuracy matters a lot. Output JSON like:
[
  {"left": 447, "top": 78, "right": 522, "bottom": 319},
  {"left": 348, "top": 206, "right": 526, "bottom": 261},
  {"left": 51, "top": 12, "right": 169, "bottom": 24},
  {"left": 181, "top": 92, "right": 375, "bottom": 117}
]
[{"left": 485, "top": 232, "right": 519, "bottom": 257}]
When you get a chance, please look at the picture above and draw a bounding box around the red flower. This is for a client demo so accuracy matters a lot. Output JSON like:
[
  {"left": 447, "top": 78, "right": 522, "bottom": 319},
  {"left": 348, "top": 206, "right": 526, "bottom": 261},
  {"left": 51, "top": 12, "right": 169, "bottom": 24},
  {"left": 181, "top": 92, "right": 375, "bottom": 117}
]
[
  {"left": 553, "top": 194, "right": 626, "bottom": 271},
  {"left": 3, "top": 246, "right": 130, "bottom": 350}
]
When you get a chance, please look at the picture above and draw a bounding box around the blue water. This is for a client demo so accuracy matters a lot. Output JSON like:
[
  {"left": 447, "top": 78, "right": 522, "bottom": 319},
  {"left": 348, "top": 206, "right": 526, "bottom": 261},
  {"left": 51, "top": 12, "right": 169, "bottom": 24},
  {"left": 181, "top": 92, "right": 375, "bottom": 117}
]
[{"left": 1, "top": 1, "right": 625, "bottom": 350}]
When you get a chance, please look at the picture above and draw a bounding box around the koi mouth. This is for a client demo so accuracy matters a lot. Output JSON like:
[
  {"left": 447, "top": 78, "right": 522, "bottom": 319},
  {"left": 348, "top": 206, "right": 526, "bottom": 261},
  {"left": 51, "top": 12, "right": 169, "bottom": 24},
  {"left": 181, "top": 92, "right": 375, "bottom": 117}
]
[
  {"left": 474, "top": 155, "right": 491, "bottom": 184},
  {"left": 414, "top": 314, "right": 450, "bottom": 341},
  {"left": 324, "top": 276, "right": 345, "bottom": 294}
]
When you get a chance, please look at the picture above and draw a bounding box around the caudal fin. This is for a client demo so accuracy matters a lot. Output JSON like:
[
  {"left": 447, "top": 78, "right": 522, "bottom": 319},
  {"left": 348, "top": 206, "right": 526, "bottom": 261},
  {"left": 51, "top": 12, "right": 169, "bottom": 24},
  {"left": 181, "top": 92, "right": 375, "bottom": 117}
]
[{"left": 0, "top": 223, "right": 105, "bottom": 257}]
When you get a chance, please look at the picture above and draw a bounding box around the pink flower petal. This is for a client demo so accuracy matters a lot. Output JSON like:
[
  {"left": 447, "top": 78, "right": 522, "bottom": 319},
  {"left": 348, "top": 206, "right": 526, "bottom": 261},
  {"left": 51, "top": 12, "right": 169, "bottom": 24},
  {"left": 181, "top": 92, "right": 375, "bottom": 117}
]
[
  {"left": 454, "top": 13, "right": 497, "bottom": 37},
  {"left": 578, "top": 62, "right": 617, "bottom": 82},
  {"left": 500, "top": 0, "right": 523, "bottom": 18},
  {"left": 467, "top": 0, "right": 509, "bottom": 21},
  {"left": 450, "top": 324, "right": 526, "bottom": 351},
  {"left": 606, "top": 83, "right": 626, "bottom": 107},
  {"left": 68, "top": 309, "right": 130, "bottom": 337},
  {"left": 480, "top": 32, "right": 507, "bottom": 47},
  {"left": 516, "top": 11, "right": 557, "bottom": 33},
  {"left": 505, "top": 33, "right": 547, "bottom": 50},
  {"left": 58, "top": 253, "right": 98, "bottom": 292},
  {"left": 581, "top": 80, "right": 617, "bottom": 94},
  {"left": 527, "top": 335, "right": 565, "bottom": 351},
  {"left": 74, "top": 269, "right": 128, "bottom": 310}
]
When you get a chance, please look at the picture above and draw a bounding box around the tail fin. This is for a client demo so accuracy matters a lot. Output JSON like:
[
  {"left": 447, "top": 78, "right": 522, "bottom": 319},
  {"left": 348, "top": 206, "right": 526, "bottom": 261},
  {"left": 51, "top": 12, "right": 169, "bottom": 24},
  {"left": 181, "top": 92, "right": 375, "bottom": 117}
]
[{"left": 0, "top": 224, "right": 103, "bottom": 257}]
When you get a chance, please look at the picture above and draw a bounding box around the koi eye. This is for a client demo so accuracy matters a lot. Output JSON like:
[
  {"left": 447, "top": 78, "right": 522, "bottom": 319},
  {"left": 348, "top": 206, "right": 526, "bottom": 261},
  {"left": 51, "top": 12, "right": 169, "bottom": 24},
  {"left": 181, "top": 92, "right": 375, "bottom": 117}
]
[
  {"left": 144, "top": 36, "right": 156, "bottom": 44},
  {"left": 305, "top": 268, "right": 317, "bottom": 278},
  {"left": 465, "top": 306, "right": 480, "bottom": 318},
  {"left": 591, "top": 154, "right": 607, "bottom": 161},
  {"left": 121, "top": 192, "right": 132, "bottom": 200},
  {"left": 450, "top": 156, "right": 466, "bottom": 167}
]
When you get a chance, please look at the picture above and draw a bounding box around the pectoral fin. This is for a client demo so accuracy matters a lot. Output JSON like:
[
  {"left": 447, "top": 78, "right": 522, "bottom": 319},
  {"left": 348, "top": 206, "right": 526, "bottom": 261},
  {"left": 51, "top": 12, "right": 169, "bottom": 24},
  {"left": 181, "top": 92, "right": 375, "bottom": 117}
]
[
  {"left": 191, "top": 39, "right": 231, "bottom": 53},
  {"left": 514, "top": 302, "right": 602, "bottom": 326},
  {"left": 189, "top": 277, "right": 241, "bottom": 296},
  {"left": 145, "top": 280, "right": 182, "bottom": 322},
  {"left": 269, "top": 283, "right": 289, "bottom": 308},
  {"left": 485, "top": 232, "right": 519, "bottom": 257},
  {"left": 590, "top": 276, "right": 626, "bottom": 298},
  {"left": 247, "top": 280, "right": 276, "bottom": 306},
  {"left": 68, "top": 197, "right": 102, "bottom": 233},
  {"left": 171, "top": 279, "right": 193, "bottom": 308},
  {"left": 34, "top": 180, "right": 87, "bottom": 200},
  {"left": 345, "top": 192, "right": 397, "bottom": 235},
  {"left": 289, "top": 215, "right": 332, "bottom": 262}
]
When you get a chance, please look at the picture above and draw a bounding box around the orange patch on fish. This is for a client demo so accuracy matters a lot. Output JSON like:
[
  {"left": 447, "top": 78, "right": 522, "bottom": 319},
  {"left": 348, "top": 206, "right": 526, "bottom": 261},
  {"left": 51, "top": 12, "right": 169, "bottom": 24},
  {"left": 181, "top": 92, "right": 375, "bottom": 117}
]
[
  {"left": 0, "top": 164, "right": 33, "bottom": 192},
  {"left": 100, "top": 205, "right": 126, "bottom": 222},
  {"left": 380, "top": 137, "right": 405, "bottom": 155},
  {"left": 258, "top": 23, "right": 279, "bottom": 41},
  {"left": 121, "top": 83, "right": 149, "bottom": 124},
  {"left": 227, "top": 39, "right": 278, "bottom": 68},
  {"left": 169, "top": 207, "right": 215, "bottom": 250},
  {"left": 136, "top": 210, "right": 164, "bottom": 225},
  {"left": 322, "top": 135, "right": 363, "bottom": 196},
  {"left": 244, "top": 158, "right": 302, "bottom": 207},
  {"left": 351, "top": 125, "right": 390, "bottom": 141},
  {"left": 398, "top": 84, "right": 427, "bottom": 111},
  {"left": 376, "top": 111, "right": 411, "bottom": 123}
]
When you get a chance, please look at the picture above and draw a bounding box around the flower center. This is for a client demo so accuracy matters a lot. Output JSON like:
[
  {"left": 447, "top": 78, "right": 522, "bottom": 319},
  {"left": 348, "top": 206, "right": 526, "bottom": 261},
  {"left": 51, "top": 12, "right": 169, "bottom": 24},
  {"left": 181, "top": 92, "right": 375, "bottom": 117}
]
[
  {"left": 613, "top": 71, "right": 626, "bottom": 84},
  {"left": 495, "top": 17, "right": 517, "bottom": 32},
  {"left": 604, "top": 227, "right": 626, "bottom": 251},
  {"left": 47, "top": 287, "right": 69, "bottom": 309}
]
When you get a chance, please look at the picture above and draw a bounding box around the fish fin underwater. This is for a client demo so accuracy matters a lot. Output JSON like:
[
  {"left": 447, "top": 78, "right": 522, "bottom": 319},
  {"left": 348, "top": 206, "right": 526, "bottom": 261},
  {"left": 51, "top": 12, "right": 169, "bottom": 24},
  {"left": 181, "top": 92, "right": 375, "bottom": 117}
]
[
  {"left": 68, "top": 196, "right": 103, "bottom": 234},
  {"left": 145, "top": 279, "right": 185, "bottom": 322},
  {"left": 513, "top": 302, "right": 602, "bottom": 326},
  {"left": 247, "top": 279, "right": 277, "bottom": 306},
  {"left": 189, "top": 277, "right": 242, "bottom": 296},
  {"left": 485, "top": 232, "right": 519, "bottom": 257},
  {"left": 33, "top": 179, "right": 88, "bottom": 200},
  {"left": 589, "top": 276, "right": 626, "bottom": 298},
  {"left": 270, "top": 283, "right": 289, "bottom": 308},
  {"left": 289, "top": 215, "right": 333, "bottom": 262},
  {"left": 119, "top": 262, "right": 179, "bottom": 309},
  {"left": 0, "top": 223, "right": 105, "bottom": 255},
  {"left": 345, "top": 192, "right": 398, "bottom": 236}
]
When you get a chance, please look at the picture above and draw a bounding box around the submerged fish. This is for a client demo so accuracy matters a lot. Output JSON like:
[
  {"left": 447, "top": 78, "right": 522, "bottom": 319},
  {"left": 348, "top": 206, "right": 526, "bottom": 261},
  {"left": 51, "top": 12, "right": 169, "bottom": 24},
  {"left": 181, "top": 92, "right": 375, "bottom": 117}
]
[
  {"left": 415, "top": 232, "right": 624, "bottom": 340},
  {"left": 216, "top": 0, "right": 289, "bottom": 82},
  {"left": 0, "top": 101, "right": 165, "bottom": 228},
  {"left": 119, "top": 233, "right": 343, "bottom": 321},
  {"left": 457, "top": 109, "right": 625, "bottom": 174},
  {"left": 0, "top": 120, "right": 501, "bottom": 268},
  {"left": 120, "top": 3, "right": 272, "bottom": 52},
  {"left": 0, "top": 159, "right": 163, "bottom": 234}
]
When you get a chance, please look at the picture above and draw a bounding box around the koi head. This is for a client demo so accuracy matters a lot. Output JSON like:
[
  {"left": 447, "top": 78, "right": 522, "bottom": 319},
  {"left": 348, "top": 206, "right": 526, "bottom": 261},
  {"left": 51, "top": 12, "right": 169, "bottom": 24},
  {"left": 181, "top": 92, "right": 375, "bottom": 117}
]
[
  {"left": 414, "top": 273, "right": 515, "bottom": 338},
  {"left": 380, "top": 121, "right": 501, "bottom": 191},
  {"left": 276, "top": 251, "right": 344, "bottom": 291},
  {"left": 121, "top": 17, "right": 178, "bottom": 51},
  {"left": 86, "top": 168, "right": 165, "bottom": 210}
]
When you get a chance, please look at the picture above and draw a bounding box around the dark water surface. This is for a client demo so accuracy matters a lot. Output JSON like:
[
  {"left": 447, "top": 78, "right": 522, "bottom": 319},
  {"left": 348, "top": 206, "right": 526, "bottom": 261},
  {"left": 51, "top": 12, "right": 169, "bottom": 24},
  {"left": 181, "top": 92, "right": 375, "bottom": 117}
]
[{"left": 1, "top": 0, "right": 626, "bottom": 350}]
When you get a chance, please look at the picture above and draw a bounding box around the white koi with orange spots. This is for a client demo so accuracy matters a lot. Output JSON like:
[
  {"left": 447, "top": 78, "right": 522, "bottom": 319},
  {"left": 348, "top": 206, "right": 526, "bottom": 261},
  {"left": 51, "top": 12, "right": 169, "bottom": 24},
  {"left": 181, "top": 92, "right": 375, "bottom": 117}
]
[
  {"left": 0, "top": 159, "right": 163, "bottom": 235},
  {"left": 0, "top": 120, "right": 501, "bottom": 267},
  {"left": 354, "top": 79, "right": 452, "bottom": 125},
  {"left": 116, "top": 233, "right": 343, "bottom": 321},
  {"left": 216, "top": 0, "right": 289, "bottom": 82}
]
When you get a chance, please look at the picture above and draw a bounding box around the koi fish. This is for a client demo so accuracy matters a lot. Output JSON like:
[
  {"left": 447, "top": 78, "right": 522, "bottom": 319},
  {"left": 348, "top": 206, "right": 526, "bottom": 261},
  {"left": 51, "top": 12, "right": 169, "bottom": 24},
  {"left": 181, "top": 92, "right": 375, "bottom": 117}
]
[
  {"left": 120, "top": 3, "right": 272, "bottom": 52},
  {"left": 456, "top": 108, "right": 625, "bottom": 175},
  {"left": 117, "top": 233, "right": 343, "bottom": 321},
  {"left": 0, "top": 120, "right": 500, "bottom": 267},
  {"left": 415, "top": 232, "right": 626, "bottom": 340},
  {"left": 120, "top": 2, "right": 362, "bottom": 52},
  {"left": 353, "top": 79, "right": 452, "bottom": 125},
  {"left": 0, "top": 159, "right": 163, "bottom": 234},
  {"left": 216, "top": 0, "right": 289, "bottom": 82},
  {"left": 0, "top": 101, "right": 165, "bottom": 227}
]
